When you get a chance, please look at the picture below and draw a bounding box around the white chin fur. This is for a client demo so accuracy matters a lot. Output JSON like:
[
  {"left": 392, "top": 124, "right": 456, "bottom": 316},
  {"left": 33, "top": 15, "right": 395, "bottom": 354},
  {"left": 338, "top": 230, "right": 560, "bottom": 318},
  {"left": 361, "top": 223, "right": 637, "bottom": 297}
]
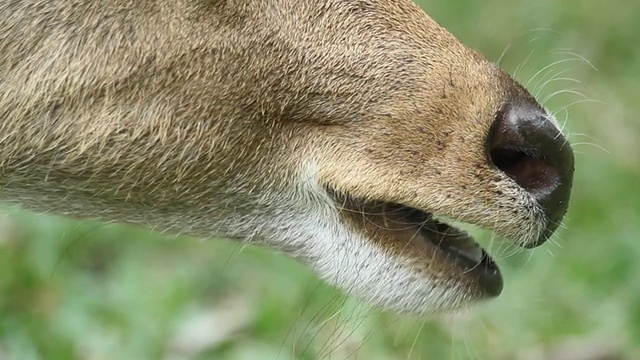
[
  {"left": 263, "top": 175, "right": 475, "bottom": 315},
  {"left": 275, "top": 207, "right": 475, "bottom": 315}
]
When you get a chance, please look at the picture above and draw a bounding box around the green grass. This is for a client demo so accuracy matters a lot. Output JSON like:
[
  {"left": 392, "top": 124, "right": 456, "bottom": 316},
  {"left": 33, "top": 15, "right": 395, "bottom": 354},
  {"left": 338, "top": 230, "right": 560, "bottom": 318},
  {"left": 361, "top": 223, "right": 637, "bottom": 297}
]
[{"left": 1, "top": 1, "right": 639, "bottom": 359}]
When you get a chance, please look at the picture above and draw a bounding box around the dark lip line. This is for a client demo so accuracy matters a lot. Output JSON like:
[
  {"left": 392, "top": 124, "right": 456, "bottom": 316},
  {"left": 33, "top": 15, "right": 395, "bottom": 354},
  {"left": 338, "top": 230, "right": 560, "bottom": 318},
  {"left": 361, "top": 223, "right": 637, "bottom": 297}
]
[
  {"left": 392, "top": 205, "right": 501, "bottom": 274},
  {"left": 385, "top": 203, "right": 505, "bottom": 297},
  {"left": 326, "top": 187, "right": 505, "bottom": 296},
  {"left": 418, "top": 218, "right": 500, "bottom": 272},
  {"left": 325, "top": 187, "right": 500, "bottom": 274}
]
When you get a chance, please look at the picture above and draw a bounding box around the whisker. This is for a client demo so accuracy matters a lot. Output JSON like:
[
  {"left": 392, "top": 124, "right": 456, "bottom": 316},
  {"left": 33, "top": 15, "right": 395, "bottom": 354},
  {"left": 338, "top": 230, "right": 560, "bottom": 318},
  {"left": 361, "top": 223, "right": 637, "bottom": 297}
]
[
  {"left": 543, "top": 88, "right": 588, "bottom": 105},
  {"left": 552, "top": 49, "right": 598, "bottom": 70},
  {"left": 525, "top": 58, "right": 586, "bottom": 88},
  {"left": 513, "top": 49, "right": 536, "bottom": 79},
  {"left": 552, "top": 98, "right": 607, "bottom": 118},
  {"left": 535, "top": 73, "right": 586, "bottom": 99},
  {"left": 406, "top": 320, "right": 426, "bottom": 360},
  {"left": 496, "top": 42, "right": 513, "bottom": 67},
  {"left": 569, "top": 142, "right": 611, "bottom": 154}
]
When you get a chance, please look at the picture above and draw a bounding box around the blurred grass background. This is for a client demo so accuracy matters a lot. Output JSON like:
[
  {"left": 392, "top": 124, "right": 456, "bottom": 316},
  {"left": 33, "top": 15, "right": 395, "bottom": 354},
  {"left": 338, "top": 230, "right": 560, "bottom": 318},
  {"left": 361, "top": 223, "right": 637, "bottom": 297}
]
[{"left": 1, "top": 0, "right": 639, "bottom": 359}]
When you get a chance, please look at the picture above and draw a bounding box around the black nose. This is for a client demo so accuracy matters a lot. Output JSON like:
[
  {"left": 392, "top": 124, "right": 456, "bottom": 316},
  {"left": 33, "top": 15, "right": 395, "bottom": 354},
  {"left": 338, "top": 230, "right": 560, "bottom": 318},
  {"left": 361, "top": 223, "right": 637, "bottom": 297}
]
[{"left": 487, "top": 103, "right": 575, "bottom": 247}]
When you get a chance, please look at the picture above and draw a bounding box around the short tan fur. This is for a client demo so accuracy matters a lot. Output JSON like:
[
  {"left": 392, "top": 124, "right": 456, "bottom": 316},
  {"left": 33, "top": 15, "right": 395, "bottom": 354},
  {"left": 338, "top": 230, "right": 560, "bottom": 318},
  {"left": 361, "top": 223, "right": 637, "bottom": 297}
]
[{"left": 0, "top": 0, "right": 574, "bottom": 314}]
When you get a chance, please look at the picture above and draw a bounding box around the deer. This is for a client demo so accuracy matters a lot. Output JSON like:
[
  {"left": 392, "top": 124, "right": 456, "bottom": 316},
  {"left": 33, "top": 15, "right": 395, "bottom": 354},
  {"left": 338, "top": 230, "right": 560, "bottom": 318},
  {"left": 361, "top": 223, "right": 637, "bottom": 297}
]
[{"left": 0, "top": 0, "right": 574, "bottom": 315}]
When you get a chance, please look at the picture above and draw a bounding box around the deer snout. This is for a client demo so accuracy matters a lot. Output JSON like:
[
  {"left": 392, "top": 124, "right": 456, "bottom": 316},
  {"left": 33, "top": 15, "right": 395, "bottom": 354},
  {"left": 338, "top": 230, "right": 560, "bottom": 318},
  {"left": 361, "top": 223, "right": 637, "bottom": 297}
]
[{"left": 487, "top": 103, "right": 575, "bottom": 247}]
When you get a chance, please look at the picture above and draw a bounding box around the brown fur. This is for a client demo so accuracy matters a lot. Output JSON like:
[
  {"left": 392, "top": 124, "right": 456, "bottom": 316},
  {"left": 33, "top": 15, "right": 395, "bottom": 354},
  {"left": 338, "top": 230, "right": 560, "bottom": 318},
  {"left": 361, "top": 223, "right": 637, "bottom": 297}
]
[{"left": 0, "top": 0, "right": 569, "bottom": 314}]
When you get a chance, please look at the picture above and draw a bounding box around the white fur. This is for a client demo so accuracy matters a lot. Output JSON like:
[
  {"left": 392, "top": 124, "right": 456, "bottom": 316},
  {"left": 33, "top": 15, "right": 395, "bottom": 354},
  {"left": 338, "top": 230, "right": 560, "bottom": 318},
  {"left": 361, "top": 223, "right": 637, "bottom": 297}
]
[{"left": 254, "top": 163, "right": 474, "bottom": 315}]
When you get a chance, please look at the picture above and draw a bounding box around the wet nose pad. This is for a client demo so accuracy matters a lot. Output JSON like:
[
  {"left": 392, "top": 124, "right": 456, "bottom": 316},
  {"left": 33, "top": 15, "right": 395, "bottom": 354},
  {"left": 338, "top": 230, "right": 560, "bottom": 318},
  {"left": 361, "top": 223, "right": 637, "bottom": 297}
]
[{"left": 487, "top": 103, "right": 575, "bottom": 247}]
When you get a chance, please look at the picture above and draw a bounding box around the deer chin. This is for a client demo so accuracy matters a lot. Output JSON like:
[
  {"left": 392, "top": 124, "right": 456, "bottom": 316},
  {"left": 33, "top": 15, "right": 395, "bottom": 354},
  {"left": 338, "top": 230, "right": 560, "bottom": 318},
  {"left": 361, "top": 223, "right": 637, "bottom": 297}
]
[{"left": 327, "top": 190, "right": 505, "bottom": 310}]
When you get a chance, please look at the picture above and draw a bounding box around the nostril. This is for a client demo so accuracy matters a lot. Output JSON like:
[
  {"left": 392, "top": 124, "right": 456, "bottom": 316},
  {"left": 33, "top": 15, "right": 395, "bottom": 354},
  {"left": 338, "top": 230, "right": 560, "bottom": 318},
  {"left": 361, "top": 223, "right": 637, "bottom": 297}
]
[
  {"left": 487, "top": 100, "right": 575, "bottom": 247},
  {"left": 487, "top": 104, "right": 567, "bottom": 198},
  {"left": 489, "top": 146, "right": 559, "bottom": 196}
]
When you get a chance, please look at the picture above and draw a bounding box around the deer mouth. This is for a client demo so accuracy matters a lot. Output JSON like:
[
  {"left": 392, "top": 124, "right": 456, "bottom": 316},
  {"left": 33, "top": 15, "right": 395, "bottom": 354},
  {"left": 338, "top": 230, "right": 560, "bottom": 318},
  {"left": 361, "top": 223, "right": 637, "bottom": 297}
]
[
  {"left": 382, "top": 203, "right": 503, "bottom": 296},
  {"left": 331, "top": 193, "right": 504, "bottom": 299}
]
